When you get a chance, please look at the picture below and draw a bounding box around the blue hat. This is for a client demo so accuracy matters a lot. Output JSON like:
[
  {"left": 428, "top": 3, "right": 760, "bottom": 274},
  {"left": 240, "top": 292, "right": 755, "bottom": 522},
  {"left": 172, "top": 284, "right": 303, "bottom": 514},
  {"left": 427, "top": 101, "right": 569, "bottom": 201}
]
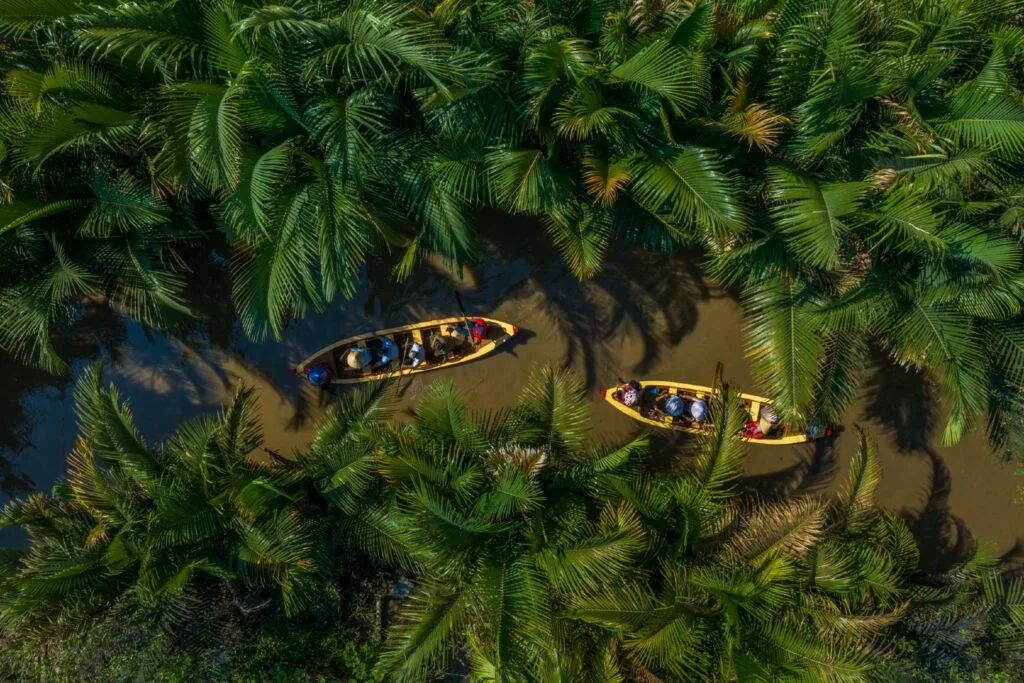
[
  {"left": 664, "top": 395, "right": 684, "bottom": 417},
  {"left": 306, "top": 364, "right": 330, "bottom": 386},
  {"left": 690, "top": 399, "right": 707, "bottom": 421}
]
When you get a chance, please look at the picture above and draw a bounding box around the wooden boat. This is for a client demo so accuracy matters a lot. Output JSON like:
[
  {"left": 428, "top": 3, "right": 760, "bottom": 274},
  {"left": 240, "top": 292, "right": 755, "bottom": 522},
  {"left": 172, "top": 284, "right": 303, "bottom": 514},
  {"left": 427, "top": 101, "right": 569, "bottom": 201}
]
[
  {"left": 295, "top": 317, "right": 518, "bottom": 385},
  {"left": 600, "top": 380, "right": 828, "bottom": 445}
]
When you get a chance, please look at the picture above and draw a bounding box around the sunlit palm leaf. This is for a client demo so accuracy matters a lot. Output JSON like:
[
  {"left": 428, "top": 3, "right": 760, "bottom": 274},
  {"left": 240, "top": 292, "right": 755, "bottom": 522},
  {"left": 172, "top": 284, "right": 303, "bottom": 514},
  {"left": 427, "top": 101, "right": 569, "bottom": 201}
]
[
  {"left": 767, "top": 166, "right": 867, "bottom": 269},
  {"left": 743, "top": 276, "right": 824, "bottom": 427},
  {"left": 629, "top": 147, "right": 745, "bottom": 239}
]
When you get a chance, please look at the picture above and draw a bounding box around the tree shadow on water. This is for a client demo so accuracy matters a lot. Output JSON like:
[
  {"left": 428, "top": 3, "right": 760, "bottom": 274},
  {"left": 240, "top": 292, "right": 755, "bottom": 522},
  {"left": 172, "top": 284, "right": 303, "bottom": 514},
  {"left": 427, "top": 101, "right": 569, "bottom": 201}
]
[
  {"left": 474, "top": 211, "right": 714, "bottom": 389},
  {"left": 860, "top": 347, "right": 937, "bottom": 453},
  {"left": 901, "top": 449, "right": 977, "bottom": 574},
  {"left": 738, "top": 437, "right": 841, "bottom": 500}
]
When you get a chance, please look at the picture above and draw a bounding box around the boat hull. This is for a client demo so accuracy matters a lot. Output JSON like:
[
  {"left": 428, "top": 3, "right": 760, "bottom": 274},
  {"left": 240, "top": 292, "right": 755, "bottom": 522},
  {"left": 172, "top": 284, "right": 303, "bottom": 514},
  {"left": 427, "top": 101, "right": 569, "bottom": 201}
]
[
  {"left": 295, "top": 317, "right": 517, "bottom": 385},
  {"left": 601, "top": 380, "right": 820, "bottom": 445}
]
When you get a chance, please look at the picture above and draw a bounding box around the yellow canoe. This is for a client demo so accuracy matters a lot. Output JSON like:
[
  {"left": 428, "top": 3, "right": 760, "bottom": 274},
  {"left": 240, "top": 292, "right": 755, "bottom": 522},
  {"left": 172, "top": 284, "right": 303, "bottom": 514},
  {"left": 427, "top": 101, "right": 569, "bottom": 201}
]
[
  {"left": 601, "top": 380, "right": 828, "bottom": 445},
  {"left": 295, "top": 317, "right": 518, "bottom": 385}
]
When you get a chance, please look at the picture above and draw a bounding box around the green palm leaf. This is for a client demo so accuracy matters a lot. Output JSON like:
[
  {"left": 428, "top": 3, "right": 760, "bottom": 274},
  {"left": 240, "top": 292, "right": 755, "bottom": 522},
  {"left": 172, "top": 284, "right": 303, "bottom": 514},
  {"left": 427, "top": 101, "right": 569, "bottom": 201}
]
[
  {"left": 382, "top": 585, "right": 470, "bottom": 682},
  {"left": 629, "top": 147, "right": 746, "bottom": 239},
  {"left": 486, "top": 148, "right": 570, "bottom": 215},
  {"left": 513, "top": 365, "right": 590, "bottom": 456},
  {"left": 767, "top": 166, "right": 867, "bottom": 269},
  {"left": 610, "top": 38, "right": 705, "bottom": 114},
  {"left": 933, "top": 93, "right": 1024, "bottom": 160},
  {"left": 743, "top": 276, "right": 824, "bottom": 427},
  {"left": 545, "top": 204, "right": 613, "bottom": 280},
  {"left": 231, "top": 186, "right": 321, "bottom": 340}
]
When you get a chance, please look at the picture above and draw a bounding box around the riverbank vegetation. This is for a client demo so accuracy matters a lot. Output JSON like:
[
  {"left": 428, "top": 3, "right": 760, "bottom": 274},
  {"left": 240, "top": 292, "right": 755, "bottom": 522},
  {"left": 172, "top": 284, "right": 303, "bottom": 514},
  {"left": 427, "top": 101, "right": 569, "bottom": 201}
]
[
  {"left": 1, "top": 0, "right": 1024, "bottom": 460},
  {"left": 2, "top": 367, "right": 1022, "bottom": 681}
]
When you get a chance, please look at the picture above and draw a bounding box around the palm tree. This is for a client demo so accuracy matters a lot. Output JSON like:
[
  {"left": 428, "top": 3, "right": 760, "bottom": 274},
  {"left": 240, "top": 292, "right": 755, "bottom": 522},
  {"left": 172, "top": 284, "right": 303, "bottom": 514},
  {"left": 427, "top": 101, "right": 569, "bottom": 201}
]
[
  {"left": 0, "top": 363, "right": 316, "bottom": 633},
  {"left": 566, "top": 413, "right": 916, "bottom": 680},
  {"left": 2, "top": 0, "right": 1023, "bottom": 457},
  {"left": 301, "top": 367, "right": 918, "bottom": 681},
  {"left": 876, "top": 544, "right": 1024, "bottom": 680},
  {"left": 703, "top": 0, "right": 1024, "bottom": 444},
  {"left": 299, "top": 366, "right": 650, "bottom": 680}
]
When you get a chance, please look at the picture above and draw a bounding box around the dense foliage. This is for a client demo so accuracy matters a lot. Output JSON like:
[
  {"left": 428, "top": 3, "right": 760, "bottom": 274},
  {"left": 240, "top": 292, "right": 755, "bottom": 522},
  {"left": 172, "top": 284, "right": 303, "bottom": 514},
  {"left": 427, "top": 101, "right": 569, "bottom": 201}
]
[
  {"left": 1, "top": 0, "right": 1023, "bottom": 452},
  {"left": 3, "top": 367, "right": 1023, "bottom": 680}
]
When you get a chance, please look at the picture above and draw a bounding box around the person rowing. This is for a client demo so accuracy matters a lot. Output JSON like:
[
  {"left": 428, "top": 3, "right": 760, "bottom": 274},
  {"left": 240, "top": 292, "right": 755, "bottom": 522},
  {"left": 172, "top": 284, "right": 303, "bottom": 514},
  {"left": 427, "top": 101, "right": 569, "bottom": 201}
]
[
  {"left": 373, "top": 336, "right": 398, "bottom": 369},
  {"left": 406, "top": 341, "right": 425, "bottom": 368}
]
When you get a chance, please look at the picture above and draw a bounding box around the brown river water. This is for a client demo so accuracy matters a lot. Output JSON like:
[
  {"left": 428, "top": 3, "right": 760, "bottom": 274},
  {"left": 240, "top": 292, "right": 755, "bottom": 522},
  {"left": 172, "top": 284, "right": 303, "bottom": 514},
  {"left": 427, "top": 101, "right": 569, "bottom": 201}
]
[{"left": 1, "top": 218, "right": 1022, "bottom": 570}]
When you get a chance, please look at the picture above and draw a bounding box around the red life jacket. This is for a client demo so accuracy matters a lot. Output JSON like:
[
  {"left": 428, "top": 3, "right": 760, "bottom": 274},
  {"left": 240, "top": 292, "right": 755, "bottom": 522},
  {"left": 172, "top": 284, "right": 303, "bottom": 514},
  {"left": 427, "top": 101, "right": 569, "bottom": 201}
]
[
  {"left": 471, "top": 318, "right": 487, "bottom": 344},
  {"left": 742, "top": 421, "right": 765, "bottom": 439}
]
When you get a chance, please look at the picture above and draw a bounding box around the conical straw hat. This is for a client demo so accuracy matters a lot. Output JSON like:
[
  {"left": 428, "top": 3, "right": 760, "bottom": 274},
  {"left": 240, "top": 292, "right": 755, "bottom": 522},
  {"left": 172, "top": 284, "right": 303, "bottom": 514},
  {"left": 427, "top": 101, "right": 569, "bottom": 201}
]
[{"left": 346, "top": 347, "right": 370, "bottom": 369}]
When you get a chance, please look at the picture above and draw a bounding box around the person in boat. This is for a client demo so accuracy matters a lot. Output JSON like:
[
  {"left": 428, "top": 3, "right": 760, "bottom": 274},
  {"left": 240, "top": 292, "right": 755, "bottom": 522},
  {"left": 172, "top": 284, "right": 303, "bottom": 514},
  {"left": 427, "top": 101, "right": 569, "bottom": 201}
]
[
  {"left": 373, "top": 336, "right": 398, "bottom": 369},
  {"left": 806, "top": 418, "right": 833, "bottom": 439},
  {"left": 406, "top": 341, "right": 425, "bottom": 368},
  {"left": 657, "top": 393, "right": 685, "bottom": 419},
  {"left": 742, "top": 405, "right": 778, "bottom": 439},
  {"left": 431, "top": 332, "right": 450, "bottom": 361},
  {"left": 306, "top": 363, "right": 332, "bottom": 386},
  {"left": 689, "top": 398, "right": 707, "bottom": 422},
  {"left": 613, "top": 380, "right": 642, "bottom": 408},
  {"left": 344, "top": 346, "right": 372, "bottom": 372},
  {"left": 758, "top": 405, "right": 779, "bottom": 436},
  {"left": 470, "top": 318, "right": 488, "bottom": 345}
]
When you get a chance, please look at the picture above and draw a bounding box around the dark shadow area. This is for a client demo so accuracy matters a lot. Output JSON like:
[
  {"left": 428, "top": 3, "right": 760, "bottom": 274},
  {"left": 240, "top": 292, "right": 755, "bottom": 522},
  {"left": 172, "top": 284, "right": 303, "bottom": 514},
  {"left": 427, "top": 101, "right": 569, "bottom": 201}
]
[
  {"left": 0, "top": 302, "right": 126, "bottom": 497},
  {"left": 738, "top": 436, "right": 841, "bottom": 500},
  {"left": 646, "top": 428, "right": 698, "bottom": 474},
  {"left": 901, "top": 449, "right": 977, "bottom": 573},
  {"left": 499, "top": 327, "right": 536, "bottom": 357},
  {"left": 171, "top": 239, "right": 236, "bottom": 351},
  {"left": 998, "top": 540, "right": 1024, "bottom": 575},
  {"left": 861, "top": 346, "right": 937, "bottom": 453},
  {"left": 284, "top": 380, "right": 333, "bottom": 433},
  {"left": 469, "top": 209, "right": 716, "bottom": 389}
]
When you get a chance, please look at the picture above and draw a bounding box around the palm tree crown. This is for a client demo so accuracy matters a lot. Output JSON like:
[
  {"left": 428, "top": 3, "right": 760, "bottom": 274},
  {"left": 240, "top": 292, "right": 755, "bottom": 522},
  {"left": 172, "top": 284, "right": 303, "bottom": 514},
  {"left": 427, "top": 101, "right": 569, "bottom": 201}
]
[
  {"left": 301, "top": 367, "right": 920, "bottom": 681},
  {"left": 0, "top": 364, "right": 316, "bottom": 633},
  {"left": 1, "top": 0, "right": 1023, "bottom": 452}
]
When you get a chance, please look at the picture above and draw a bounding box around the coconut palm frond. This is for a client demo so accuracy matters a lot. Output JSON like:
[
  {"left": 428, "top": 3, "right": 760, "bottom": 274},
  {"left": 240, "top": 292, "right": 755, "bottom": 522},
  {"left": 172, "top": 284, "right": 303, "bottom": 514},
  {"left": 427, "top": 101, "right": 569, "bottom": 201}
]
[
  {"left": 629, "top": 147, "right": 745, "bottom": 240},
  {"left": 486, "top": 148, "right": 570, "bottom": 215},
  {"left": 412, "top": 378, "right": 487, "bottom": 453},
  {"left": 834, "top": 430, "right": 881, "bottom": 532},
  {"left": 381, "top": 585, "right": 470, "bottom": 683},
  {"left": 231, "top": 186, "right": 321, "bottom": 341},
  {"left": 719, "top": 103, "right": 788, "bottom": 153},
  {"left": 743, "top": 276, "right": 824, "bottom": 427},
  {"left": 690, "top": 385, "right": 747, "bottom": 494},
  {"left": 582, "top": 153, "right": 632, "bottom": 207},
  {"left": 767, "top": 166, "right": 868, "bottom": 269},
  {"left": 727, "top": 497, "right": 827, "bottom": 562},
  {"left": 513, "top": 365, "right": 590, "bottom": 456},
  {"left": 933, "top": 93, "right": 1024, "bottom": 161},
  {"left": 610, "top": 38, "right": 705, "bottom": 115},
  {"left": 545, "top": 204, "right": 613, "bottom": 280}
]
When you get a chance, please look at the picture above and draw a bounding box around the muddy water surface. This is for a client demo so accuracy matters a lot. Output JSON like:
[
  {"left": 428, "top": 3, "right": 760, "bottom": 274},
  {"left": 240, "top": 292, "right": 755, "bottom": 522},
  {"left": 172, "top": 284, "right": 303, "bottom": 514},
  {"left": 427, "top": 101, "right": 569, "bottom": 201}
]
[{"left": 1, "top": 233, "right": 1022, "bottom": 569}]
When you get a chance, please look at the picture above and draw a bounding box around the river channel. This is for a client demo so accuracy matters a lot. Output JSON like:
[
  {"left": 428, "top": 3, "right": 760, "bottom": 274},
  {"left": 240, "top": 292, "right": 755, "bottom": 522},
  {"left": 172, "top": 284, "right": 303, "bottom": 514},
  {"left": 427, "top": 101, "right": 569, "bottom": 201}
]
[{"left": 1, "top": 225, "right": 1021, "bottom": 571}]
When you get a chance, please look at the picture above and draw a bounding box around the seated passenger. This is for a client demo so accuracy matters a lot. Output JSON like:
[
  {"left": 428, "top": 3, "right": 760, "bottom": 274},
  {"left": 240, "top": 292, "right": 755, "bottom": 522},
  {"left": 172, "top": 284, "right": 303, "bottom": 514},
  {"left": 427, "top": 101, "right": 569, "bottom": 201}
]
[
  {"left": 470, "top": 318, "right": 488, "bottom": 345},
  {"left": 431, "top": 333, "right": 450, "bottom": 361},
  {"left": 658, "top": 394, "right": 685, "bottom": 418},
  {"left": 305, "top": 364, "right": 332, "bottom": 386},
  {"left": 689, "top": 398, "right": 707, "bottom": 422},
  {"left": 374, "top": 337, "right": 398, "bottom": 368},
  {"left": 406, "top": 342, "right": 425, "bottom": 368},
  {"left": 758, "top": 405, "right": 779, "bottom": 435},
  {"left": 345, "top": 346, "right": 372, "bottom": 371},
  {"left": 619, "top": 380, "right": 642, "bottom": 408}
]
